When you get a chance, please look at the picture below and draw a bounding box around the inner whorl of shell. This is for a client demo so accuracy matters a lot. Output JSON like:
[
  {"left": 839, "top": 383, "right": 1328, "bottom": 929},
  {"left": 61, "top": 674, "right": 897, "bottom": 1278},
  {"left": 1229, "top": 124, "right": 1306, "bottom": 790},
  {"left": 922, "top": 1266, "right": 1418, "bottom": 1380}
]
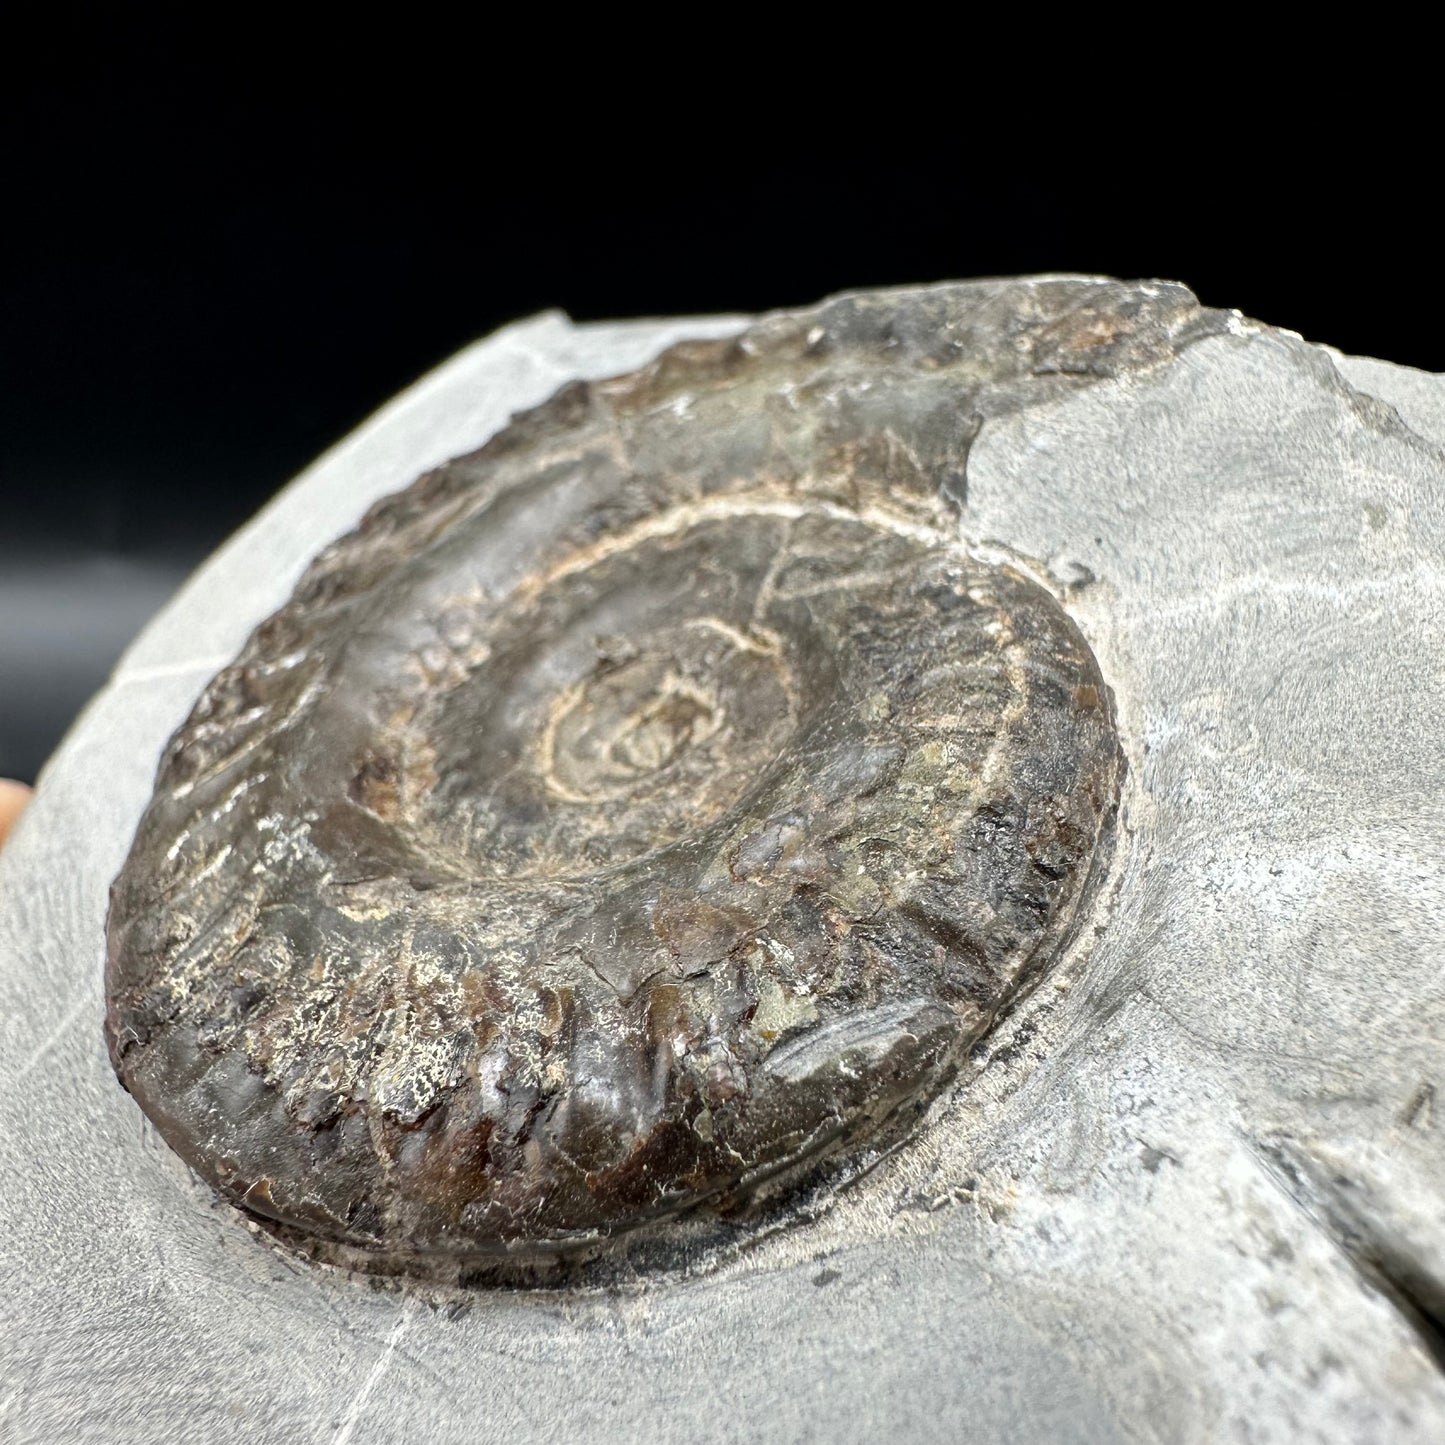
[{"left": 105, "top": 281, "right": 1153, "bottom": 1267}]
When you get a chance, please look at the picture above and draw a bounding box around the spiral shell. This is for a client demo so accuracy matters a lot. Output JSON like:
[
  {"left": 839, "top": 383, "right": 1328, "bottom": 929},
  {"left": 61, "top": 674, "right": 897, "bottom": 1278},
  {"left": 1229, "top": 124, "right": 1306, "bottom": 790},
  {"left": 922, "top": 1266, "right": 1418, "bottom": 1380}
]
[{"left": 103, "top": 281, "right": 1201, "bottom": 1270}]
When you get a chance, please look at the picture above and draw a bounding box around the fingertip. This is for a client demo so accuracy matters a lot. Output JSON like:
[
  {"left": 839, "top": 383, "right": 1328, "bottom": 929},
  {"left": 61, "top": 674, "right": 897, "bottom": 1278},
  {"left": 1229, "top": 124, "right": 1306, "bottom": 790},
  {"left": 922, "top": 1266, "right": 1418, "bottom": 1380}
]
[{"left": 0, "top": 780, "right": 34, "bottom": 852}]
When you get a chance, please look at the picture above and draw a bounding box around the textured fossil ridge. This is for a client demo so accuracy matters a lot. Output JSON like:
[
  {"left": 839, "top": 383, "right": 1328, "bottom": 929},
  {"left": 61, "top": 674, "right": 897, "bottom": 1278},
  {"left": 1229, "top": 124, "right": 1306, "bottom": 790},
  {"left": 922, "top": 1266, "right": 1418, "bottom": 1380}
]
[{"left": 101, "top": 280, "right": 1215, "bottom": 1268}]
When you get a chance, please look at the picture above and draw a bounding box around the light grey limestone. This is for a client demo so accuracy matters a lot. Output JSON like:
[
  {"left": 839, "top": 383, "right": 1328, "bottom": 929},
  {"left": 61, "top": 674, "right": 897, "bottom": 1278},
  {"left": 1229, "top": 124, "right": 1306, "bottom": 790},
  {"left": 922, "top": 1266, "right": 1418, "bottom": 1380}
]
[{"left": 2, "top": 284, "right": 1443, "bottom": 1443}]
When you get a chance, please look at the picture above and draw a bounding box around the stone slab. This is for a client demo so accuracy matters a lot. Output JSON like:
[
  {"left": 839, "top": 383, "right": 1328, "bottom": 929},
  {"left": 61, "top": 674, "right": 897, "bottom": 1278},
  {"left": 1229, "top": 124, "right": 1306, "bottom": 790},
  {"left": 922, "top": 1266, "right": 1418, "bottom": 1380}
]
[{"left": 3, "top": 283, "right": 1443, "bottom": 1443}]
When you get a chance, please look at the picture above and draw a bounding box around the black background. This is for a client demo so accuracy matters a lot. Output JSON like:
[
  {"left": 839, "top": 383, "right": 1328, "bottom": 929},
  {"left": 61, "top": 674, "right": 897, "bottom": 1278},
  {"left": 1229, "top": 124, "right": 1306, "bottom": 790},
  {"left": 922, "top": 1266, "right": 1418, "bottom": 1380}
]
[{"left": 1, "top": 23, "right": 1435, "bottom": 780}]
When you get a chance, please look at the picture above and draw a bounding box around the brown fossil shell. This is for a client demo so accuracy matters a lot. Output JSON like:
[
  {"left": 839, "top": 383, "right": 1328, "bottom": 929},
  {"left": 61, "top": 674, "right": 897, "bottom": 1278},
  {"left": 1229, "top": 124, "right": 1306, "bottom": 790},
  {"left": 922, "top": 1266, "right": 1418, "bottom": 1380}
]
[{"left": 103, "top": 281, "right": 1194, "bottom": 1272}]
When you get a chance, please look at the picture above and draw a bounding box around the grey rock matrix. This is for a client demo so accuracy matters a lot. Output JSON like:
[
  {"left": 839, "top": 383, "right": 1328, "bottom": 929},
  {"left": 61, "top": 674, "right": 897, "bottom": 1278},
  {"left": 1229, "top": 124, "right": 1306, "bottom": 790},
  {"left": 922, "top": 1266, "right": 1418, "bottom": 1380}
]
[{"left": 2, "top": 278, "right": 1443, "bottom": 1442}]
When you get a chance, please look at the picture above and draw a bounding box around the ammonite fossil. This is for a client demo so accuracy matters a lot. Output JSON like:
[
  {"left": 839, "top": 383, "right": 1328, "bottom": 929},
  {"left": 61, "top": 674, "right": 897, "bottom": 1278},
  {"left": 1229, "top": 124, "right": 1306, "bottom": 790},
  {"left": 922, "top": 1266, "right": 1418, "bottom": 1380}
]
[{"left": 106, "top": 281, "right": 1206, "bottom": 1271}]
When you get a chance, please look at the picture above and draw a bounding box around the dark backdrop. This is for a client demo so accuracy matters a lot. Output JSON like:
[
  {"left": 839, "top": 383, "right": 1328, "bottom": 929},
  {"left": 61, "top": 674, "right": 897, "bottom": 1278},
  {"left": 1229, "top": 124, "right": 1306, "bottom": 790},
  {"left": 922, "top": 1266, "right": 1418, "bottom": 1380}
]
[{"left": 1, "top": 23, "right": 1435, "bottom": 781}]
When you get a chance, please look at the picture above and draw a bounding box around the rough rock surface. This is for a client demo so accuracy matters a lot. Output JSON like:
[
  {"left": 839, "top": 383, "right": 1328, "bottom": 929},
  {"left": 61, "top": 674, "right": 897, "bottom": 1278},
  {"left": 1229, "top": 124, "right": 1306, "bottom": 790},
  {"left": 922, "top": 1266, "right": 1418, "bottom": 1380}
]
[{"left": 2, "top": 279, "right": 1444, "bottom": 1442}]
